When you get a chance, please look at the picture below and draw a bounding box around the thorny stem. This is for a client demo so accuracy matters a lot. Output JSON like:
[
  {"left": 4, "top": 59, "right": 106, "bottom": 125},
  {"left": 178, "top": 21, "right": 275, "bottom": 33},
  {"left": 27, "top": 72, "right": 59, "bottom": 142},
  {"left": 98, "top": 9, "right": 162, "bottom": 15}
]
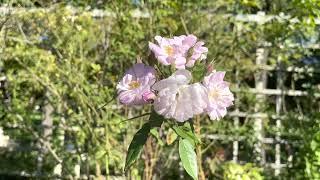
[{"left": 195, "top": 115, "right": 205, "bottom": 180}]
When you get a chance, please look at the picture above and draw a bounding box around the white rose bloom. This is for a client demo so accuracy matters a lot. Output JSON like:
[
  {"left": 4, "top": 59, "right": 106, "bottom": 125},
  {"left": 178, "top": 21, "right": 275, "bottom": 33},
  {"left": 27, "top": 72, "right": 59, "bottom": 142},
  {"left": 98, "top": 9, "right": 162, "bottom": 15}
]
[{"left": 153, "top": 70, "right": 207, "bottom": 122}]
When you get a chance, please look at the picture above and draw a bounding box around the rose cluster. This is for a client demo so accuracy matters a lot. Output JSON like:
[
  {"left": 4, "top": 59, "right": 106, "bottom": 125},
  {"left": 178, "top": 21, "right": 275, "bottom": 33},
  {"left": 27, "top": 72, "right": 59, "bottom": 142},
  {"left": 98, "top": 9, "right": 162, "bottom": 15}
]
[{"left": 117, "top": 35, "right": 234, "bottom": 122}]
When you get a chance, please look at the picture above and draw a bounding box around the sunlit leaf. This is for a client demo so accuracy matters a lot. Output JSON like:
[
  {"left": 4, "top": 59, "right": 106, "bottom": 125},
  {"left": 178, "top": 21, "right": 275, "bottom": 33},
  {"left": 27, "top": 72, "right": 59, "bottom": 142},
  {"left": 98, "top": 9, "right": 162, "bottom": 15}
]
[
  {"left": 166, "top": 128, "right": 178, "bottom": 145},
  {"left": 179, "top": 138, "right": 198, "bottom": 180}
]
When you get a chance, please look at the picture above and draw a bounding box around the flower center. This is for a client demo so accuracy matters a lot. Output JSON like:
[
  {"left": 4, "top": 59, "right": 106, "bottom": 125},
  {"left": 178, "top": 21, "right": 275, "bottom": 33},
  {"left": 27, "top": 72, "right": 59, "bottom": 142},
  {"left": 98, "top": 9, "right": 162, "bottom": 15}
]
[
  {"left": 208, "top": 89, "right": 219, "bottom": 100},
  {"left": 164, "top": 46, "right": 174, "bottom": 56},
  {"left": 129, "top": 81, "right": 140, "bottom": 89}
]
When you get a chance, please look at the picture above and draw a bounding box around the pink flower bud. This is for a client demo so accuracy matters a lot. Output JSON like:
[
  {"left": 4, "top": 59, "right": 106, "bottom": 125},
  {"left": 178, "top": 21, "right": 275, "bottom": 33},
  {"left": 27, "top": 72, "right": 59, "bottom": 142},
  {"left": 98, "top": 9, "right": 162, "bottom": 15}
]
[{"left": 142, "top": 91, "right": 156, "bottom": 103}]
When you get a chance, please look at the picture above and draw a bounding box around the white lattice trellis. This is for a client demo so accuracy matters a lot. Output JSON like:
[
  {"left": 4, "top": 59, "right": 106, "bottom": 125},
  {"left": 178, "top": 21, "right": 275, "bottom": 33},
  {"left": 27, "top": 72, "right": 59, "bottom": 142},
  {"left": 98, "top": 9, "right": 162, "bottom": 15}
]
[{"left": 0, "top": 7, "right": 319, "bottom": 178}]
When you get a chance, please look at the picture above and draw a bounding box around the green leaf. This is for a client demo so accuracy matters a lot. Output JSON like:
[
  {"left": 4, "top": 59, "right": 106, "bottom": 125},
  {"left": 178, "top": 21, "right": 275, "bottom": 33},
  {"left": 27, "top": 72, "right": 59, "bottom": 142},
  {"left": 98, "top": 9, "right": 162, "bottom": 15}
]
[
  {"left": 191, "top": 61, "right": 207, "bottom": 82},
  {"left": 166, "top": 128, "right": 178, "bottom": 145},
  {"left": 150, "top": 128, "right": 164, "bottom": 146},
  {"left": 179, "top": 138, "right": 198, "bottom": 180},
  {"left": 124, "top": 111, "right": 164, "bottom": 171},
  {"left": 172, "top": 123, "right": 200, "bottom": 147},
  {"left": 124, "top": 123, "right": 150, "bottom": 171},
  {"left": 149, "top": 111, "right": 165, "bottom": 127}
]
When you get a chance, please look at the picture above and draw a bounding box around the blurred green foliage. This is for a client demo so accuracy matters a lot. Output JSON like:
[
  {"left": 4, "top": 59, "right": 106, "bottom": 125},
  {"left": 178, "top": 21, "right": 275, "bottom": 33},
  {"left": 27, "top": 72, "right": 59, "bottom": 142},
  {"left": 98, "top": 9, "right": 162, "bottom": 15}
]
[
  {"left": 223, "top": 162, "right": 263, "bottom": 180},
  {"left": 0, "top": 0, "right": 319, "bottom": 179},
  {"left": 305, "top": 131, "right": 320, "bottom": 179}
]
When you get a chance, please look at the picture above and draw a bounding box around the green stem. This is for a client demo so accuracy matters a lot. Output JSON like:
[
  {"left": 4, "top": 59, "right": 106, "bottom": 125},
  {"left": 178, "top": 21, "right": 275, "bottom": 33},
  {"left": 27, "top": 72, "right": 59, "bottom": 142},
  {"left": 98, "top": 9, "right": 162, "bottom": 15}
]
[{"left": 105, "top": 114, "right": 110, "bottom": 180}]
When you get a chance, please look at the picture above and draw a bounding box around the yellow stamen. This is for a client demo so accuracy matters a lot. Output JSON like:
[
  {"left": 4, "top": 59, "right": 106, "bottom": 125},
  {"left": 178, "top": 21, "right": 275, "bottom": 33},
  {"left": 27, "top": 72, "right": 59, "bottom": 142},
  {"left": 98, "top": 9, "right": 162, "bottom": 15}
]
[
  {"left": 164, "top": 46, "right": 174, "bottom": 56},
  {"left": 209, "top": 89, "right": 219, "bottom": 100},
  {"left": 129, "top": 81, "right": 140, "bottom": 89}
]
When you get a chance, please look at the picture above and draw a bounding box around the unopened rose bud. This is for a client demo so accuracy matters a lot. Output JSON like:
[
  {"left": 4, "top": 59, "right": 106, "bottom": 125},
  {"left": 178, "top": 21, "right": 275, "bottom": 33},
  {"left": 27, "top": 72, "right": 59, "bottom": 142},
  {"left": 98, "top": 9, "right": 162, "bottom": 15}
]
[
  {"left": 207, "top": 64, "right": 214, "bottom": 74},
  {"left": 142, "top": 91, "right": 156, "bottom": 103}
]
